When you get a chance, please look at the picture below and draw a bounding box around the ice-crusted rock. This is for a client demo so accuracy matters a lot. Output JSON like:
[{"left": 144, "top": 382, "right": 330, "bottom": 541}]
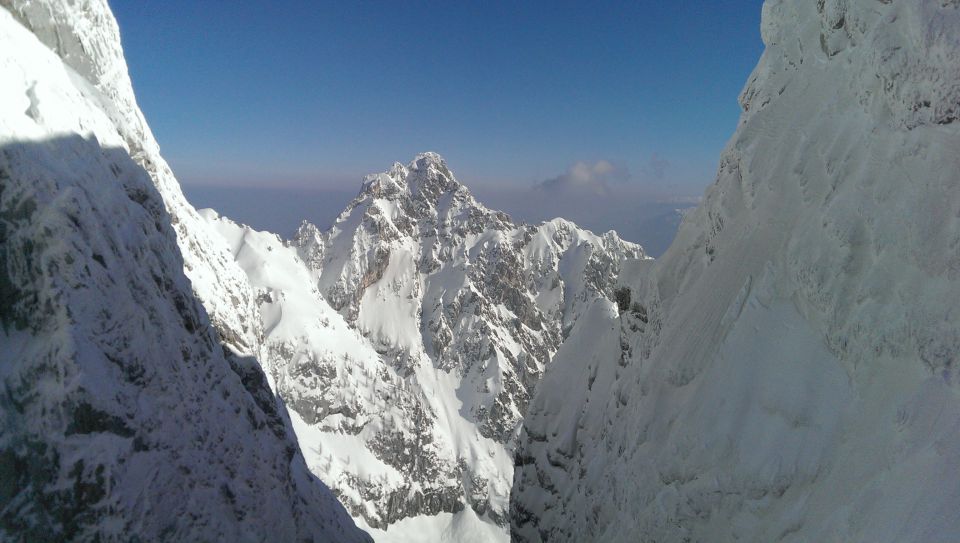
[
  {"left": 199, "top": 211, "right": 457, "bottom": 532},
  {"left": 512, "top": 1, "right": 960, "bottom": 542},
  {"left": 0, "top": 5, "right": 369, "bottom": 540},
  {"left": 202, "top": 154, "right": 644, "bottom": 540},
  {"left": 303, "top": 153, "right": 643, "bottom": 443},
  {"left": 0, "top": 0, "right": 263, "bottom": 357}
]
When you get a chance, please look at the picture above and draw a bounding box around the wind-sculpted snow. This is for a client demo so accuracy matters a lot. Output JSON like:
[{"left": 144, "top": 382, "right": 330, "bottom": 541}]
[
  {"left": 0, "top": 4, "right": 370, "bottom": 541},
  {"left": 512, "top": 1, "right": 960, "bottom": 541},
  {"left": 202, "top": 154, "right": 644, "bottom": 541}
]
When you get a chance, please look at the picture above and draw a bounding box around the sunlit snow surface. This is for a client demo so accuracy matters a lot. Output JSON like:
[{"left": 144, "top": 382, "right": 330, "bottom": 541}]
[
  {"left": 200, "top": 159, "right": 643, "bottom": 540},
  {"left": 0, "top": 2, "right": 368, "bottom": 540},
  {"left": 512, "top": 1, "right": 960, "bottom": 541}
]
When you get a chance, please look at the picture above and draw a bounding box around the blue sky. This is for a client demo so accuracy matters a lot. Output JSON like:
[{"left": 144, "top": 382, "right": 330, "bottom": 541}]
[{"left": 112, "top": 1, "right": 763, "bottom": 195}]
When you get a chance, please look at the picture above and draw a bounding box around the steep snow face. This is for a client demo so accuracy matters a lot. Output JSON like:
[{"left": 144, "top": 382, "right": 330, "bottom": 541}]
[
  {"left": 302, "top": 153, "right": 643, "bottom": 445},
  {"left": 512, "top": 1, "right": 960, "bottom": 542},
  {"left": 0, "top": 0, "right": 263, "bottom": 356},
  {"left": 0, "top": 6, "right": 368, "bottom": 541},
  {"left": 201, "top": 155, "right": 644, "bottom": 540},
  {"left": 199, "top": 211, "right": 433, "bottom": 529}
]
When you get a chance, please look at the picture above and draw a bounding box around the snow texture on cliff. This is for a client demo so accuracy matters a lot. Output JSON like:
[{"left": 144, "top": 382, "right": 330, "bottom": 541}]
[
  {"left": 0, "top": 2, "right": 369, "bottom": 540},
  {"left": 512, "top": 1, "right": 960, "bottom": 541},
  {"left": 201, "top": 154, "right": 644, "bottom": 541},
  {"left": 1, "top": 0, "right": 264, "bottom": 357}
]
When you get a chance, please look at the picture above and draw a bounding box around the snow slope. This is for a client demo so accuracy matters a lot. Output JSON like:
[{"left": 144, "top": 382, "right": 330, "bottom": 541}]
[
  {"left": 0, "top": 3, "right": 369, "bottom": 541},
  {"left": 0, "top": 0, "right": 264, "bottom": 357},
  {"left": 512, "top": 1, "right": 960, "bottom": 541},
  {"left": 201, "top": 155, "right": 644, "bottom": 541}
]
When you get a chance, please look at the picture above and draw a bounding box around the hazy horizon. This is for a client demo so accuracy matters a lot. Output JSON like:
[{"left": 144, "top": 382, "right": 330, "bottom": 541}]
[
  {"left": 116, "top": 1, "right": 760, "bottom": 256},
  {"left": 183, "top": 183, "right": 696, "bottom": 257},
  {"left": 113, "top": 1, "right": 763, "bottom": 197}
]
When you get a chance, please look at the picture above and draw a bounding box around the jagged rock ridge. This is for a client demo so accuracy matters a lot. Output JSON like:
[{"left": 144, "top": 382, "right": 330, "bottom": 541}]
[{"left": 202, "top": 152, "right": 644, "bottom": 540}]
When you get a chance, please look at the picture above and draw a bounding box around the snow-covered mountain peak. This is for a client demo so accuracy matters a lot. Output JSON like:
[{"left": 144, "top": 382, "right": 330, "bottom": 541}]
[
  {"left": 356, "top": 151, "right": 474, "bottom": 215},
  {"left": 203, "top": 152, "right": 646, "bottom": 540},
  {"left": 413, "top": 149, "right": 447, "bottom": 164}
]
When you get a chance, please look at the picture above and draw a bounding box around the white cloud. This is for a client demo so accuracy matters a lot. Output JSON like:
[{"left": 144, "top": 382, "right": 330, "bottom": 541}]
[{"left": 533, "top": 160, "right": 628, "bottom": 195}]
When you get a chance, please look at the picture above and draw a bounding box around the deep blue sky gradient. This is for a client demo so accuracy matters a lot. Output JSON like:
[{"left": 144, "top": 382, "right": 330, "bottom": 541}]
[{"left": 112, "top": 0, "right": 763, "bottom": 194}]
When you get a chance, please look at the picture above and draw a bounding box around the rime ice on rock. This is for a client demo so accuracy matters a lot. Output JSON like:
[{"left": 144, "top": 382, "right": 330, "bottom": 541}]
[
  {"left": 0, "top": 2, "right": 369, "bottom": 540},
  {"left": 511, "top": 1, "right": 960, "bottom": 541}
]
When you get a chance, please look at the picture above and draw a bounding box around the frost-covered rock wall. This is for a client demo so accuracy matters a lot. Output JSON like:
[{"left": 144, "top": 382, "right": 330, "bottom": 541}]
[
  {"left": 0, "top": 3, "right": 369, "bottom": 541},
  {"left": 1, "top": 0, "right": 263, "bottom": 357},
  {"left": 512, "top": 1, "right": 960, "bottom": 541}
]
